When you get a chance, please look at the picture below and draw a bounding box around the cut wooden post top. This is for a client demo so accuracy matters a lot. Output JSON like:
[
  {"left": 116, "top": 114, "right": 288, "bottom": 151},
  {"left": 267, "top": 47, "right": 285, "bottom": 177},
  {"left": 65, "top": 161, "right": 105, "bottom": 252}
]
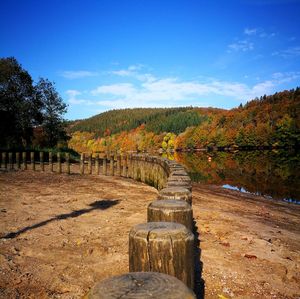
[
  {"left": 130, "top": 222, "right": 193, "bottom": 240},
  {"left": 158, "top": 187, "right": 192, "bottom": 204},
  {"left": 148, "top": 199, "right": 191, "bottom": 210},
  {"left": 84, "top": 272, "right": 196, "bottom": 299}
]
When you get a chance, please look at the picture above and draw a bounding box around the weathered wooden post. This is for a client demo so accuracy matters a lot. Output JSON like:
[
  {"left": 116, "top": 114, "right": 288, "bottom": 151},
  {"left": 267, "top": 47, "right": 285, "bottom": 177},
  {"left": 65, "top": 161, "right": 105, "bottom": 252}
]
[
  {"left": 110, "top": 153, "right": 114, "bottom": 176},
  {"left": 102, "top": 154, "right": 107, "bottom": 175},
  {"left": 40, "top": 152, "right": 44, "bottom": 171},
  {"left": 84, "top": 272, "right": 196, "bottom": 299},
  {"left": 116, "top": 154, "right": 121, "bottom": 176},
  {"left": 57, "top": 152, "right": 62, "bottom": 173},
  {"left": 95, "top": 154, "right": 99, "bottom": 175},
  {"left": 8, "top": 152, "right": 13, "bottom": 169},
  {"left": 22, "top": 152, "right": 27, "bottom": 170},
  {"left": 126, "top": 154, "right": 132, "bottom": 178},
  {"left": 159, "top": 187, "right": 192, "bottom": 205},
  {"left": 148, "top": 200, "right": 193, "bottom": 231},
  {"left": 49, "top": 152, "right": 53, "bottom": 172},
  {"left": 122, "top": 154, "right": 127, "bottom": 177},
  {"left": 88, "top": 153, "right": 92, "bottom": 174},
  {"left": 30, "top": 152, "right": 35, "bottom": 171},
  {"left": 16, "top": 152, "right": 20, "bottom": 169},
  {"left": 80, "top": 153, "right": 85, "bottom": 175},
  {"left": 65, "top": 152, "right": 70, "bottom": 174},
  {"left": 129, "top": 222, "right": 195, "bottom": 289},
  {"left": 167, "top": 180, "right": 192, "bottom": 192}
]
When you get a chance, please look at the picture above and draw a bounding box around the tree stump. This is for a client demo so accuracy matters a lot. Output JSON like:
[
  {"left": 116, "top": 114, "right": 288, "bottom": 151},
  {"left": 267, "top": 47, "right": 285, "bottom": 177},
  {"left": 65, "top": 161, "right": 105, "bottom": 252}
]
[
  {"left": 129, "top": 222, "right": 194, "bottom": 289},
  {"left": 148, "top": 200, "right": 193, "bottom": 231},
  {"left": 84, "top": 272, "right": 196, "bottom": 299},
  {"left": 22, "top": 152, "right": 27, "bottom": 170},
  {"left": 168, "top": 175, "right": 191, "bottom": 184},
  {"left": 40, "top": 152, "right": 44, "bottom": 171},
  {"left": 80, "top": 153, "right": 85, "bottom": 175},
  {"left": 158, "top": 187, "right": 192, "bottom": 205},
  {"left": 122, "top": 155, "right": 127, "bottom": 177},
  {"left": 117, "top": 154, "right": 121, "bottom": 176},
  {"left": 1, "top": 152, "right": 7, "bottom": 169}
]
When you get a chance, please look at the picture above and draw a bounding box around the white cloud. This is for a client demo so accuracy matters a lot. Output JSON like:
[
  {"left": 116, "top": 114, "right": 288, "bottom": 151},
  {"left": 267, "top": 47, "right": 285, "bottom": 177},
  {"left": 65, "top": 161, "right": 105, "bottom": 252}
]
[
  {"left": 66, "top": 89, "right": 93, "bottom": 105},
  {"left": 244, "top": 28, "right": 257, "bottom": 35},
  {"left": 60, "top": 70, "right": 98, "bottom": 79},
  {"left": 110, "top": 65, "right": 156, "bottom": 82},
  {"left": 228, "top": 40, "right": 254, "bottom": 52},
  {"left": 272, "top": 46, "right": 300, "bottom": 58}
]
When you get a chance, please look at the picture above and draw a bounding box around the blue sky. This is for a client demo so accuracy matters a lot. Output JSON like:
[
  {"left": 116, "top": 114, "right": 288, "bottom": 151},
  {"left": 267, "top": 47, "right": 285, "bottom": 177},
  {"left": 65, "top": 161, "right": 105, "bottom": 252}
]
[{"left": 1, "top": 0, "right": 300, "bottom": 120}]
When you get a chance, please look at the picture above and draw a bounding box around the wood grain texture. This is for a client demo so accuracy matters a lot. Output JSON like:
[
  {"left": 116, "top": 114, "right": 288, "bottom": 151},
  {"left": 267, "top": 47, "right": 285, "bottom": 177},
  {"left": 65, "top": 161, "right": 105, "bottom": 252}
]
[{"left": 158, "top": 187, "right": 192, "bottom": 205}]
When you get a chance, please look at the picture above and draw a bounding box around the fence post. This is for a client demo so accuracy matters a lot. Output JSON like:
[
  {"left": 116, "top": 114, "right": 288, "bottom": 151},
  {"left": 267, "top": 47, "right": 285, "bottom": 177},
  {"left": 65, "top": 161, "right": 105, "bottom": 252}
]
[
  {"left": 147, "top": 200, "right": 193, "bottom": 231},
  {"left": 122, "top": 154, "right": 127, "bottom": 177},
  {"left": 80, "top": 153, "right": 85, "bottom": 175},
  {"left": 65, "top": 152, "right": 70, "bottom": 174},
  {"left": 16, "top": 152, "right": 20, "bottom": 169},
  {"left": 40, "top": 152, "right": 44, "bottom": 171},
  {"left": 57, "top": 152, "right": 62, "bottom": 173},
  {"left": 116, "top": 154, "right": 121, "bottom": 176},
  {"left": 22, "top": 152, "right": 27, "bottom": 170},
  {"left": 85, "top": 272, "right": 196, "bottom": 298},
  {"left": 95, "top": 154, "right": 99, "bottom": 175},
  {"left": 110, "top": 153, "right": 114, "bottom": 176},
  {"left": 31, "top": 152, "right": 35, "bottom": 171},
  {"left": 129, "top": 222, "right": 195, "bottom": 289},
  {"left": 88, "top": 153, "right": 92, "bottom": 174},
  {"left": 8, "top": 152, "right": 13, "bottom": 170},
  {"left": 49, "top": 152, "right": 53, "bottom": 172},
  {"left": 102, "top": 154, "right": 107, "bottom": 175}
]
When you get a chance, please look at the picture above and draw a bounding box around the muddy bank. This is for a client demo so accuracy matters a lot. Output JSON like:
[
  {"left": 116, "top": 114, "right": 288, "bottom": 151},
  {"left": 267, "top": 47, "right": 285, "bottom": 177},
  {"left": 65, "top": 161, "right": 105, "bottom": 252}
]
[{"left": 0, "top": 170, "right": 299, "bottom": 298}]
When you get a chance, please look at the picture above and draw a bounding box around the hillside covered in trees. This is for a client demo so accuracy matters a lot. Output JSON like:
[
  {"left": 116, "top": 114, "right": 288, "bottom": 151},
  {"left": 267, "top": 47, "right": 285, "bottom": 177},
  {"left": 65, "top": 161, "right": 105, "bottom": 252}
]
[{"left": 68, "top": 88, "right": 300, "bottom": 154}]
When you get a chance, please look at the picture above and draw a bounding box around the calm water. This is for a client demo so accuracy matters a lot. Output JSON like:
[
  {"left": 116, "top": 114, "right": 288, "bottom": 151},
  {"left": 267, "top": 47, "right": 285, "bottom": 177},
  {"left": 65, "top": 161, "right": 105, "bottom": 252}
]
[{"left": 165, "top": 150, "right": 300, "bottom": 204}]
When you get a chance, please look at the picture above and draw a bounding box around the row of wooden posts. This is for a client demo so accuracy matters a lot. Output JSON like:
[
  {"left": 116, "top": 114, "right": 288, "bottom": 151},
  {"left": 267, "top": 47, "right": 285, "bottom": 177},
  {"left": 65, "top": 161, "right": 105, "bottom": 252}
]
[
  {"left": 1, "top": 151, "right": 198, "bottom": 298},
  {"left": 86, "top": 155, "right": 198, "bottom": 298}
]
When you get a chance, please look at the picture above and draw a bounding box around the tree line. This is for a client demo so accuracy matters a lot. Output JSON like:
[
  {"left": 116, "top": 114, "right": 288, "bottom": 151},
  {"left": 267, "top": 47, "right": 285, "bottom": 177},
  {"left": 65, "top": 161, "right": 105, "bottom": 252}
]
[{"left": 0, "top": 57, "right": 67, "bottom": 149}]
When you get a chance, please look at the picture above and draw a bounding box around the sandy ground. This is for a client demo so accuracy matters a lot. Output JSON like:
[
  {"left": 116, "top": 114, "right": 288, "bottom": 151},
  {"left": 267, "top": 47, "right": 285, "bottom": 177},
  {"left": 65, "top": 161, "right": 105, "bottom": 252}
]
[{"left": 0, "top": 168, "right": 299, "bottom": 299}]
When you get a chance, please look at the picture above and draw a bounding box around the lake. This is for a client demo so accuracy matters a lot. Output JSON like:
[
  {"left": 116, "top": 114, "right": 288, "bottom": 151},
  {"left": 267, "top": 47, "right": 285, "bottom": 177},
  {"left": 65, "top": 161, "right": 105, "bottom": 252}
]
[{"left": 164, "top": 150, "right": 300, "bottom": 205}]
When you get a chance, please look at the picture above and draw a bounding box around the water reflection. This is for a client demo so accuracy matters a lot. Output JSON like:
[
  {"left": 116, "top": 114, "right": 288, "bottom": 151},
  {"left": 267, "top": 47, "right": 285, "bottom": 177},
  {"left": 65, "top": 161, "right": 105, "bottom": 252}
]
[{"left": 163, "top": 150, "right": 300, "bottom": 204}]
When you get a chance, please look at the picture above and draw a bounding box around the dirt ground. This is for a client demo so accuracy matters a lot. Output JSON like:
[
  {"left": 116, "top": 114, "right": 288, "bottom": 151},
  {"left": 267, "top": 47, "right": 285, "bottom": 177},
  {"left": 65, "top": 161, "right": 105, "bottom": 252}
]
[{"left": 0, "top": 168, "right": 299, "bottom": 299}]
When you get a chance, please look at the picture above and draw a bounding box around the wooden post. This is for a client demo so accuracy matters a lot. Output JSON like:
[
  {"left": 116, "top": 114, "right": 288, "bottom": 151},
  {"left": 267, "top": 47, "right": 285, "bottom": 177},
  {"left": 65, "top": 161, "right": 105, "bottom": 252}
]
[
  {"left": 167, "top": 180, "right": 192, "bottom": 192},
  {"left": 65, "top": 152, "right": 70, "bottom": 174},
  {"left": 30, "top": 152, "right": 35, "bottom": 171},
  {"left": 88, "top": 153, "right": 92, "bottom": 174},
  {"left": 122, "top": 154, "right": 127, "bottom": 177},
  {"left": 84, "top": 272, "right": 196, "bottom": 299},
  {"left": 102, "top": 154, "right": 107, "bottom": 175},
  {"left": 95, "top": 154, "right": 99, "bottom": 175},
  {"left": 22, "top": 152, "right": 27, "bottom": 170},
  {"left": 40, "top": 152, "right": 44, "bottom": 171},
  {"left": 49, "top": 152, "right": 53, "bottom": 172},
  {"left": 129, "top": 222, "right": 195, "bottom": 289},
  {"left": 126, "top": 154, "right": 131, "bottom": 178},
  {"left": 116, "top": 154, "right": 121, "bottom": 176},
  {"left": 110, "top": 154, "right": 114, "bottom": 176},
  {"left": 148, "top": 200, "right": 193, "bottom": 231},
  {"left": 16, "top": 152, "right": 20, "bottom": 169},
  {"left": 159, "top": 187, "right": 192, "bottom": 205},
  {"left": 57, "top": 152, "right": 62, "bottom": 173},
  {"left": 80, "top": 153, "right": 85, "bottom": 175},
  {"left": 8, "top": 152, "right": 13, "bottom": 169}
]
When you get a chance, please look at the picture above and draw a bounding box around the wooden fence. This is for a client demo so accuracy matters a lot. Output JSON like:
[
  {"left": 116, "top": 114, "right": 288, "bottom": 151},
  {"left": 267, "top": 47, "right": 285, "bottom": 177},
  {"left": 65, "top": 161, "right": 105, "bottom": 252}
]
[{"left": 0, "top": 151, "right": 200, "bottom": 298}]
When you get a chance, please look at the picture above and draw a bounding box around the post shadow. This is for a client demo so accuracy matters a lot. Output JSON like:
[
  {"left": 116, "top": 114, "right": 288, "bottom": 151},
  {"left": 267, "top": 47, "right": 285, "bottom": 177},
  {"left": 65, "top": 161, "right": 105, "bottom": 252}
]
[
  {"left": 2, "top": 199, "right": 120, "bottom": 240},
  {"left": 193, "top": 218, "right": 205, "bottom": 299}
]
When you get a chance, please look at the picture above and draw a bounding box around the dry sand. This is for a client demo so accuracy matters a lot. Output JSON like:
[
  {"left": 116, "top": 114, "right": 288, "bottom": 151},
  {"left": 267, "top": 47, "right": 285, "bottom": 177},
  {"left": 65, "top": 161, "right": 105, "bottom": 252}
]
[{"left": 0, "top": 169, "right": 299, "bottom": 298}]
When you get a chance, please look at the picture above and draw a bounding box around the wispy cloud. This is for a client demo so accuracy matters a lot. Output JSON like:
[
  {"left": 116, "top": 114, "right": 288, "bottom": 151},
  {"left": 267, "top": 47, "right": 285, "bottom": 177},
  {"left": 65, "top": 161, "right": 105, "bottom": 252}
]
[
  {"left": 109, "top": 65, "right": 156, "bottom": 82},
  {"left": 228, "top": 40, "right": 254, "bottom": 52},
  {"left": 66, "top": 89, "right": 93, "bottom": 105},
  {"left": 272, "top": 46, "right": 300, "bottom": 58},
  {"left": 66, "top": 67, "right": 300, "bottom": 109},
  {"left": 244, "top": 28, "right": 257, "bottom": 36},
  {"left": 60, "top": 70, "right": 98, "bottom": 79}
]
